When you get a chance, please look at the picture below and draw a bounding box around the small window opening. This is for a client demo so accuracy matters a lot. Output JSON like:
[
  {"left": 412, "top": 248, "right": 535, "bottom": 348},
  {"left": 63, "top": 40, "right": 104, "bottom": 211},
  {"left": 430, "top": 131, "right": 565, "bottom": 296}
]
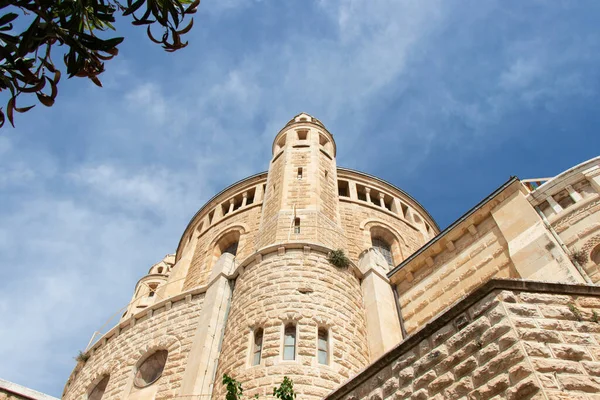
[
  {"left": 276, "top": 134, "right": 286, "bottom": 151},
  {"left": 157, "top": 267, "right": 163, "bottom": 274},
  {"left": 283, "top": 324, "right": 296, "bottom": 360},
  {"left": 299, "top": 117, "right": 308, "bottom": 121},
  {"left": 400, "top": 203, "right": 409, "bottom": 219},
  {"left": 324, "top": 170, "right": 328, "bottom": 179},
  {"left": 221, "top": 202, "right": 230, "bottom": 216},
  {"left": 88, "top": 375, "right": 110, "bottom": 400},
  {"left": 246, "top": 188, "right": 256, "bottom": 205},
  {"left": 252, "top": 328, "right": 263, "bottom": 366},
  {"left": 297, "top": 168, "right": 303, "bottom": 180},
  {"left": 294, "top": 218, "right": 300, "bottom": 234},
  {"left": 357, "top": 184, "right": 367, "bottom": 201},
  {"left": 208, "top": 210, "right": 215, "bottom": 224},
  {"left": 319, "top": 134, "right": 329, "bottom": 147},
  {"left": 297, "top": 130, "right": 308, "bottom": 141},
  {"left": 557, "top": 191, "right": 575, "bottom": 209},
  {"left": 338, "top": 180, "right": 349, "bottom": 197},
  {"left": 148, "top": 283, "right": 158, "bottom": 297},
  {"left": 384, "top": 197, "right": 393, "bottom": 211},
  {"left": 318, "top": 329, "right": 329, "bottom": 365}
]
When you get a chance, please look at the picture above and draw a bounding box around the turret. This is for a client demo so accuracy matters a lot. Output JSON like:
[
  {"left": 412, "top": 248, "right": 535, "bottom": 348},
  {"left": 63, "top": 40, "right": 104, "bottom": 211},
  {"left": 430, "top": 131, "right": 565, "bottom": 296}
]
[{"left": 257, "top": 113, "right": 344, "bottom": 249}]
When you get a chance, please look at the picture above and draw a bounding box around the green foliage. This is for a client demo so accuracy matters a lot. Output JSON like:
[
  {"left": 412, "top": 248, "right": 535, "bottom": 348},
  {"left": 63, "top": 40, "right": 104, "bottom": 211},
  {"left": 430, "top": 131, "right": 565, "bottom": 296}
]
[
  {"left": 568, "top": 302, "right": 583, "bottom": 322},
  {"left": 223, "top": 374, "right": 244, "bottom": 400},
  {"left": 75, "top": 350, "right": 90, "bottom": 363},
  {"left": 273, "top": 376, "right": 296, "bottom": 400},
  {"left": 592, "top": 310, "right": 599, "bottom": 324},
  {"left": 0, "top": 0, "right": 199, "bottom": 127},
  {"left": 327, "top": 249, "right": 350, "bottom": 269}
]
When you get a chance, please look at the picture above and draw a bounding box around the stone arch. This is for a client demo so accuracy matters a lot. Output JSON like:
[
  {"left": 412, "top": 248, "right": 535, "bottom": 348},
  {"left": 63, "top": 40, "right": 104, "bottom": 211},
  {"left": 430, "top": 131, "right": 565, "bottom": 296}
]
[
  {"left": 361, "top": 220, "right": 405, "bottom": 265},
  {"left": 206, "top": 224, "right": 248, "bottom": 268},
  {"left": 128, "top": 335, "right": 182, "bottom": 366}
]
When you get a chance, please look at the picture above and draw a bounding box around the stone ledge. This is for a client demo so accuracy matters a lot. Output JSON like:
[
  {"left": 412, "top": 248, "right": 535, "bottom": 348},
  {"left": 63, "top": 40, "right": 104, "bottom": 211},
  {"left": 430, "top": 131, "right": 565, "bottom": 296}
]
[
  {"left": 0, "top": 378, "right": 59, "bottom": 400},
  {"left": 323, "top": 278, "right": 600, "bottom": 400}
]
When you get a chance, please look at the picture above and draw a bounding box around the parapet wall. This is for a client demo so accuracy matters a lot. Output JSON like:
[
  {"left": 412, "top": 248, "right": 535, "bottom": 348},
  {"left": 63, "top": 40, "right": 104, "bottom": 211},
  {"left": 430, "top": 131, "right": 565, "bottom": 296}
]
[
  {"left": 62, "top": 290, "right": 205, "bottom": 400},
  {"left": 325, "top": 280, "right": 600, "bottom": 400}
]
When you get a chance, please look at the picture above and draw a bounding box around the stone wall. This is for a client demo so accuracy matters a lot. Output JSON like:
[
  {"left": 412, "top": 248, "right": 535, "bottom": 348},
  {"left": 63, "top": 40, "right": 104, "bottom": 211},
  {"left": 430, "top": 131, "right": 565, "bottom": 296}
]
[
  {"left": 396, "top": 215, "right": 517, "bottom": 334},
  {"left": 62, "top": 292, "right": 205, "bottom": 400},
  {"left": 212, "top": 248, "right": 370, "bottom": 399},
  {"left": 183, "top": 204, "right": 263, "bottom": 290},
  {"left": 0, "top": 391, "right": 28, "bottom": 400},
  {"left": 324, "top": 280, "right": 600, "bottom": 400}
]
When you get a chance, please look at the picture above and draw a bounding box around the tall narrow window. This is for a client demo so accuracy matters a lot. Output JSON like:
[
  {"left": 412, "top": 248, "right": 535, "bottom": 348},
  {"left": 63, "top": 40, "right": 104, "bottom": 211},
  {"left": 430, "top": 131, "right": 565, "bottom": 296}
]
[
  {"left": 372, "top": 236, "right": 393, "bottom": 266},
  {"left": 252, "top": 328, "right": 263, "bottom": 366},
  {"left": 294, "top": 218, "right": 300, "bottom": 234},
  {"left": 318, "top": 329, "right": 329, "bottom": 365},
  {"left": 297, "top": 168, "right": 303, "bottom": 180},
  {"left": 283, "top": 324, "right": 296, "bottom": 360}
]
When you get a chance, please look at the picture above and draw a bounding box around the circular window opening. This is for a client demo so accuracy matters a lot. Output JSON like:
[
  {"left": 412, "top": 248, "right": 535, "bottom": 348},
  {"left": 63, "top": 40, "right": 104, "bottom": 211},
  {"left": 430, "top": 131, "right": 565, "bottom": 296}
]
[
  {"left": 88, "top": 375, "right": 109, "bottom": 400},
  {"left": 134, "top": 350, "right": 168, "bottom": 388}
]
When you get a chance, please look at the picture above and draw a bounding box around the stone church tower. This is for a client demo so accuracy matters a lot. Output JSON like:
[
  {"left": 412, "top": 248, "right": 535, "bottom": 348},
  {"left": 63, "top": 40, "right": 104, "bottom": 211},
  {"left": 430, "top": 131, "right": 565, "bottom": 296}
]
[
  {"left": 63, "top": 113, "right": 437, "bottom": 399},
  {"left": 65, "top": 113, "right": 600, "bottom": 399}
]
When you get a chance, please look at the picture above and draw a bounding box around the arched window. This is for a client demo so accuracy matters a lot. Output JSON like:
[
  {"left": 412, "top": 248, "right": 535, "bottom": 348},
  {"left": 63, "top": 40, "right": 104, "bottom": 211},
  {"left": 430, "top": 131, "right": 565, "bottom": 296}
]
[
  {"left": 372, "top": 236, "right": 393, "bottom": 266},
  {"left": 283, "top": 324, "right": 296, "bottom": 360},
  {"left": 318, "top": 329, "right": 329, "bottom": 365},
  {"left": 88, "top": 375, "right": 109, "bottom": 400},
  {"left": 593, "top": 244, "right": 600, "bottom": 266},
  {"left": 134, "top": 350, "right": 168, "bottom": 388},
  {"left": 252, "top": 328, "right": 263, "bottom": 366}
]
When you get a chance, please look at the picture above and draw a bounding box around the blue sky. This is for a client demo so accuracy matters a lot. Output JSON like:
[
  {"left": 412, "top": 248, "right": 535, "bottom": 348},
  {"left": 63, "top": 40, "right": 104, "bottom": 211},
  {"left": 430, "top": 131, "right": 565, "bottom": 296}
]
[{"left": 1, "top": 0, "right": 599, "bottom": 396}]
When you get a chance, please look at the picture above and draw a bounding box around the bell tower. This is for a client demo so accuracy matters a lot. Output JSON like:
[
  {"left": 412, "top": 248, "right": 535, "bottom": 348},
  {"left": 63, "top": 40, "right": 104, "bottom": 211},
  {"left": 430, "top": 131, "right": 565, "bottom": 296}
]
[{"left": 256, "top": 112, "right": 344, "bottom": 250}]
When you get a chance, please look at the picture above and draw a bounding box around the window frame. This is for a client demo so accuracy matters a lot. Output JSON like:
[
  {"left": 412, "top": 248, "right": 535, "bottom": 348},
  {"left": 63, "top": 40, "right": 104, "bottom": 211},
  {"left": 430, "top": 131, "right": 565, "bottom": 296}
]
[
  {"left": 251, "top": 328, "right": 263, "bottom": 366},
  {"left": 317, "top": 328, "right": 330, "bottom": 365},
  {"left": 282, "top": 323, "right": 297, "bottom": 361}
]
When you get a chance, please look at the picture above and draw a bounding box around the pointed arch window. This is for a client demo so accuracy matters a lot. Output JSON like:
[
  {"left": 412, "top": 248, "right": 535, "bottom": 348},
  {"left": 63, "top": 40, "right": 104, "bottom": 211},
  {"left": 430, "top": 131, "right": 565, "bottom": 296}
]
[
  {"left": 252, "top": 328, "right": 263, "bottom": 366},
  {"left": 283, "top": 324, "right": 296, "bottom": 360},
  {"left": 372, "top": 236, "right": 393, "bottom": 266}
]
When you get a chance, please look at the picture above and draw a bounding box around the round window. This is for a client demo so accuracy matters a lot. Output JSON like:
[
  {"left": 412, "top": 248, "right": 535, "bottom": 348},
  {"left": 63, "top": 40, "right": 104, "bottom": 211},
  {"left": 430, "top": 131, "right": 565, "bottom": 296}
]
[
  {"left": 134, "top": 350, "right": 168, "bottom": 388},
  {"left": 88, "top": 375, "right": 109, "bottom": 400}
]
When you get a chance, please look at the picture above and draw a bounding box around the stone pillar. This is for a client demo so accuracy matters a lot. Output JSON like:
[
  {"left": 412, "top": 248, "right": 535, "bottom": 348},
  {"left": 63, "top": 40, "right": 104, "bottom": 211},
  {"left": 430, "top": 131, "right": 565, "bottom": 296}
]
[
  {"left": 546, "top": 196, "right": 563, "bottom": 214},
  {"left": 358, "top": 249, "right": 403, "bottom": 361},
  {"left": 379, "top": 193, "right": 386, "bottom": 208},
  {"left": 242, "top": 192, "right": 248, "bottom": 207},
  {"left": 365, "top": 187, "right": 371, "bottom": 203},
  {"left": 491, "top": 189, "right": 584, "bottom": 284},
  {"left": 349, "top": 181, "right": 358, "bottom": 200},
  {"left": 566, "top": 185, "right": 583, "bottom": 203},
  {"left": 583, "top": 165, "right": 600, "bottom": 194},
  {"left": 179, "top": 253, "right": 235, "bottom": 399},
  {"left": 228, "top": 198, "right": 235, "bottom": 214}
]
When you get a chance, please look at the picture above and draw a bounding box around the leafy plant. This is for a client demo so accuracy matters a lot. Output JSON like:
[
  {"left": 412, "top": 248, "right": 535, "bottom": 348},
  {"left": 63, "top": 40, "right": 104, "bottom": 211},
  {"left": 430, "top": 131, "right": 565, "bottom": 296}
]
[
  {"left": 0, "top": 0, "right": 199, "bottom": 127},
  {"left": 75, "top": 350, "right": 90, "bottom": 363},
  {"left": 223, "top": 374, "right": 244, "bottom": 400},
  {"left": 273, "top": 376, "right": 296, "bottom": 400},
  {"left": 568, "top": 302, "right": 583, "bottom": 322},
  {"left": 327, "top": 249, "right": 350, "bottom": 269},
  {"left": 592, "top": 310, "right": 599, "bottom": 324}
]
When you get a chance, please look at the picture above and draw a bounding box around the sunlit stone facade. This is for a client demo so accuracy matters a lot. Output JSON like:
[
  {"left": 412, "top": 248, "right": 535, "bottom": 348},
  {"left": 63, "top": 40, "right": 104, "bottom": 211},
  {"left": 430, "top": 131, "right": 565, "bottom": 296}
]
[{"left": 63, "top": 114, "right": 600, "bottom": 399}]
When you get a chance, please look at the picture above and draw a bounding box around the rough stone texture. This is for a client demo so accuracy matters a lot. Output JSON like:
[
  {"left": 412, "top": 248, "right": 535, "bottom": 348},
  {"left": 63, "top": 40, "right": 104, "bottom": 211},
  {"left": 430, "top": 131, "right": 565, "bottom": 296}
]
[
  {"left": 62, "top": 294, "right": 204, "bottom": 400},
  {"left": 0, "top": 391, "right": 28, "bottom": 400},
  {"left": 325, "top": 285, "right": 600, "bottom": 400},
  {"left": 213, "top": 249, "right": 369, "bottom": 399},
  {"left": 397, "top": 216, "right": 517, "bottom": 334}
]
